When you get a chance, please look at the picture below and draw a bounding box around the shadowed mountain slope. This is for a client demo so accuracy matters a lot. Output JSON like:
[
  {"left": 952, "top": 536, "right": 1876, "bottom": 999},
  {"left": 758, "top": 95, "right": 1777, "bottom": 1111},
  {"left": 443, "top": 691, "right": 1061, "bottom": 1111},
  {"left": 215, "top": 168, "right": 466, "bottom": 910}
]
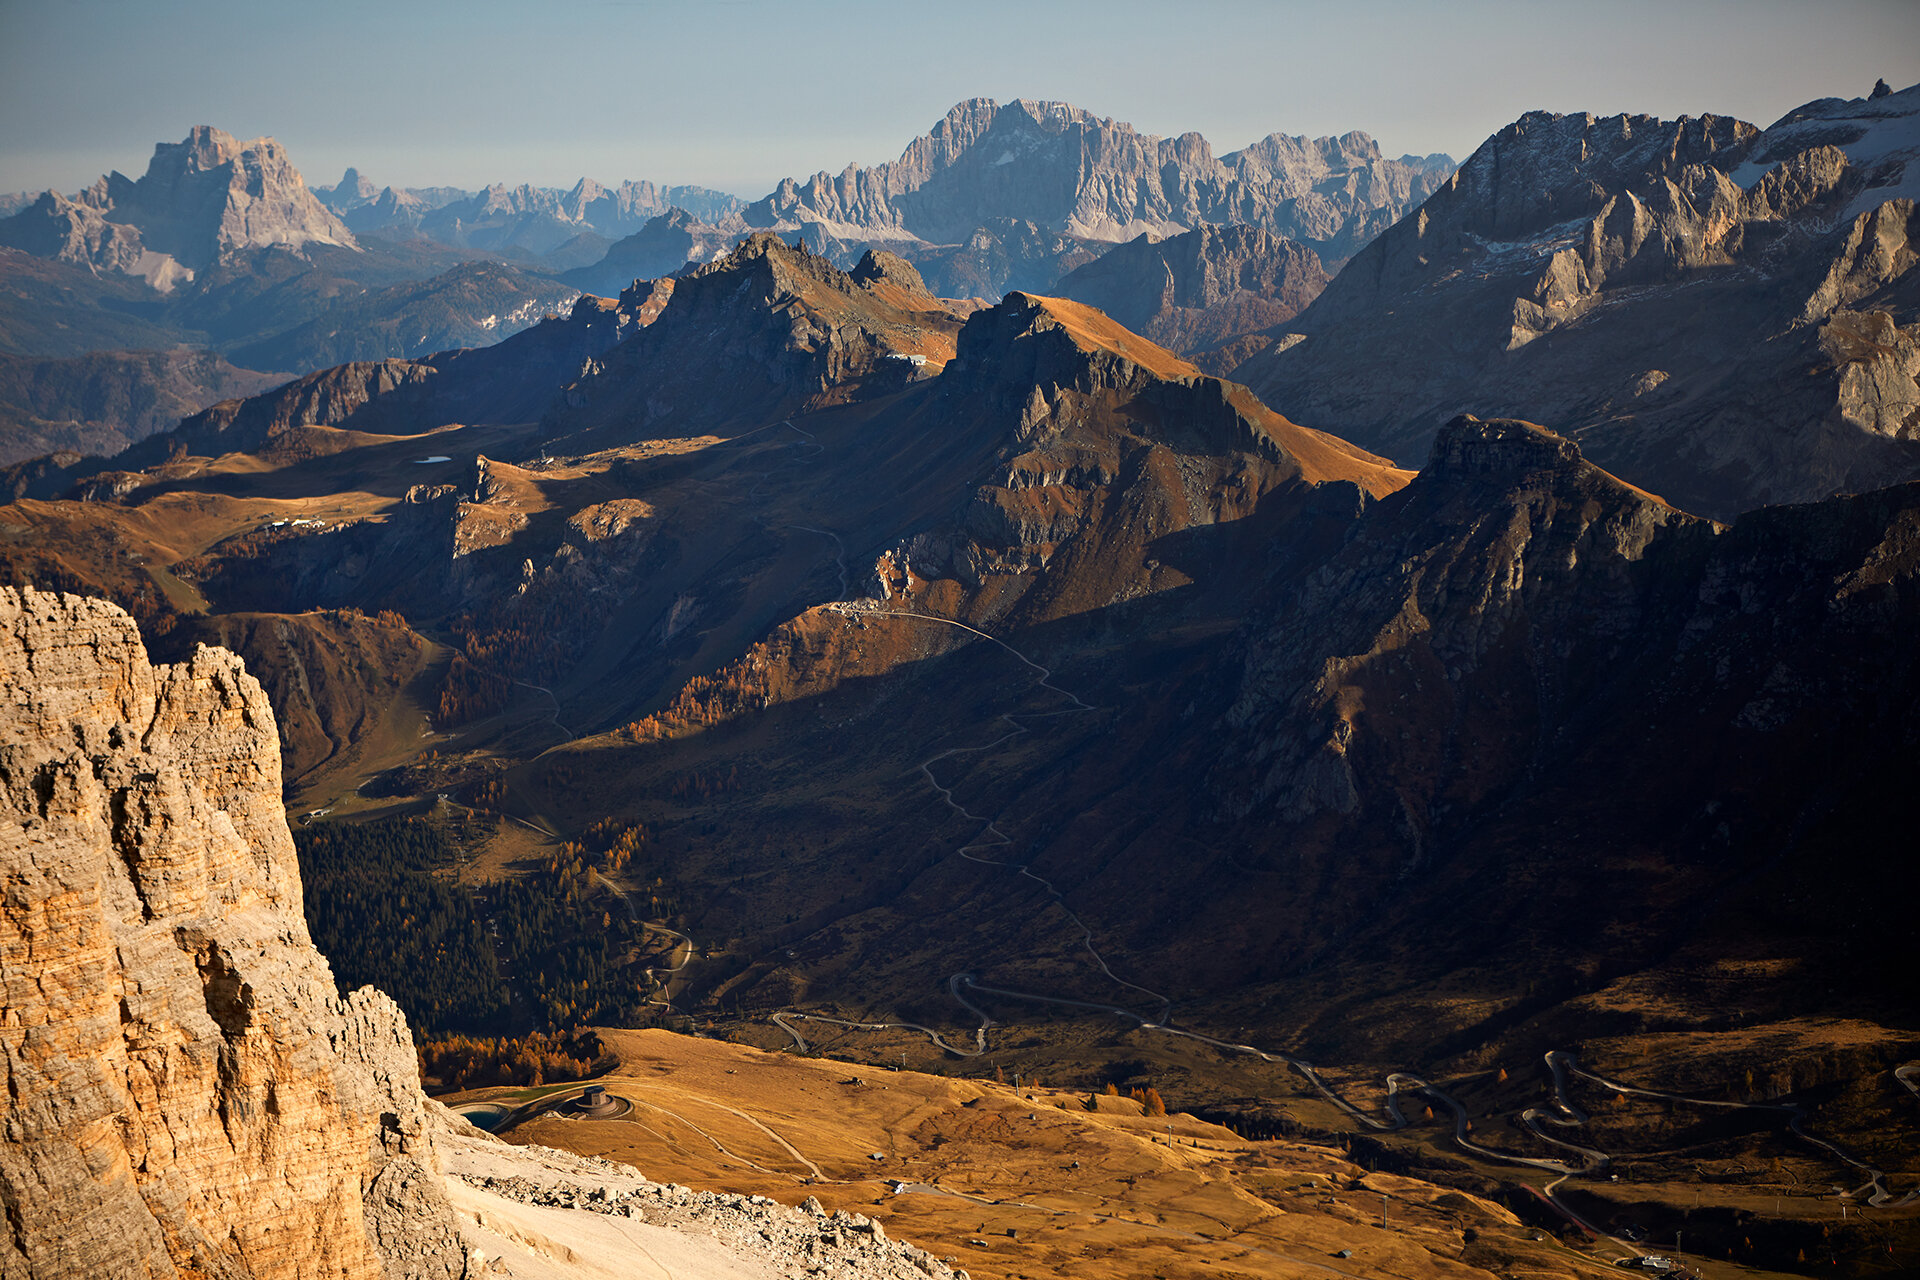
[
  {"left": 2, "top": 227, "right": 1915, "bottom": 1277},
  {"left": 1051, "top": 223, "right": 1330, "bottom": 373}
]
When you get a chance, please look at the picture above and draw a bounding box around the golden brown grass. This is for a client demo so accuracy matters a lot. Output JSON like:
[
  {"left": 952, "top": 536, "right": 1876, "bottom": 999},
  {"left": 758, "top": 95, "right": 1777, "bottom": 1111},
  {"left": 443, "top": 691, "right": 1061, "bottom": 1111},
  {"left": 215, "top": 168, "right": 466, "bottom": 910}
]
[{"left": 454, "top": 1029, "right": 1639, "bottom": 1280}]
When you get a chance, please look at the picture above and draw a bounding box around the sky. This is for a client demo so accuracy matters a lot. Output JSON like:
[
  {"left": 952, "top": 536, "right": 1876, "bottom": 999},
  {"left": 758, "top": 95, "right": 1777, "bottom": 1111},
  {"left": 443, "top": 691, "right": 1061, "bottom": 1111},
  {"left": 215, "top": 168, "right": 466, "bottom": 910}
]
[{"left": 3, "top": 0, "right": 1918, "bottom": 199}]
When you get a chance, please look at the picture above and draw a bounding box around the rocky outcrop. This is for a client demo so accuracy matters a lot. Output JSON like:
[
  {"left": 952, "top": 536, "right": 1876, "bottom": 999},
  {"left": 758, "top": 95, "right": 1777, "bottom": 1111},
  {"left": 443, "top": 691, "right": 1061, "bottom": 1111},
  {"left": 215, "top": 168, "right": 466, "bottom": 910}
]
[
  {"left": 542, "top": 235, "right": 971, "bottom": 445},
  {"left": 1239, "top": 82, "right": 1920, "bottom": 517},
  {"left": 0, "top": 586, "right": 467, "bottom": 1279},
  {"left": 0, "top": 127, "right": 355, "bottom": 289},
  {"left": 1050, "top": 224, "right": 1330, "bottom": 370}
]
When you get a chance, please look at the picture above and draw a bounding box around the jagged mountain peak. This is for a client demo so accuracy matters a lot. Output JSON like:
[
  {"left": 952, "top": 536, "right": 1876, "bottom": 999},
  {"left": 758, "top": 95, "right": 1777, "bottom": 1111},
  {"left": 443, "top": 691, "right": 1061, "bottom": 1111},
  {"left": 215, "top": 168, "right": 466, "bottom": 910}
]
[
  {"left": 316, "top": 164, "right": 380, "bottom": 210},
  {"left": 149, "top": 123, "right": 250, "bottom": 172},
  {"left": 1239, "top": 84, "right": 1920, "bottom": 518},
  {"left": 1736, "top": 78, "right": 1920, "bottom": 211},
  {"left": 0, "top": 123, "right": 355, "bottom": 287},
  {"left": 740, "top": 97, "right": 1453, "bottom": 263},
  {"left": 1437, "top": 108, "right": 1758, "bottom": 240}
]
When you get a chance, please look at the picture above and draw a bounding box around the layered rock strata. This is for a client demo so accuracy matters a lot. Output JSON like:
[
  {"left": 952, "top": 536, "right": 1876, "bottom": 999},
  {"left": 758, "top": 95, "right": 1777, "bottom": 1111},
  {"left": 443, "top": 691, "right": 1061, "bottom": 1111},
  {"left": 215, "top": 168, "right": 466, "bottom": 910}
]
[{"left": 0, "top": 586, "right": 466, "bottom": 1280}]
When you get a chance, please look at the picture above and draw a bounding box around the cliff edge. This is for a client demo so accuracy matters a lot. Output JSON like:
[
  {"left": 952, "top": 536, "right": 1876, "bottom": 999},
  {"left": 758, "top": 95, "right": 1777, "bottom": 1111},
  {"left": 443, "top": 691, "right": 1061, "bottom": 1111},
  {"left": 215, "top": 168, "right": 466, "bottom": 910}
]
[{"left": 0, "top": 585, "right": 467, "bottom": 1280}]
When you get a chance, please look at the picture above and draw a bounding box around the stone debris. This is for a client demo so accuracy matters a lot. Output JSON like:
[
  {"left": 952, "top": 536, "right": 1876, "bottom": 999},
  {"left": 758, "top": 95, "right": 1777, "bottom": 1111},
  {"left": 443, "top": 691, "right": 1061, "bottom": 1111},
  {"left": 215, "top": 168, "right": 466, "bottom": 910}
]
[{"left": 444, "top": 1130, "right": 964, "bottom": 1280}]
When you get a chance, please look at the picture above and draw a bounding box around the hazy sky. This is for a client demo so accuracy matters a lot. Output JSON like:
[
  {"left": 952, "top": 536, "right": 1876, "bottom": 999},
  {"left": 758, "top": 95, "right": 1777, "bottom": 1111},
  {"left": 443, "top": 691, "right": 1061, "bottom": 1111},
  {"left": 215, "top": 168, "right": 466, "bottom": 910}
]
[{"left": 3, "top": 0, "right": 1917, "bottom": 199}]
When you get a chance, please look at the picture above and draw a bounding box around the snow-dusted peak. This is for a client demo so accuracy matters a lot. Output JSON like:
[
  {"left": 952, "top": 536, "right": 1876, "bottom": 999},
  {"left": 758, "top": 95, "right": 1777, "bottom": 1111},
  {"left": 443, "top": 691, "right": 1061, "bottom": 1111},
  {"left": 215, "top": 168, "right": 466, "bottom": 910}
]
[{"left": 1732, "top": 80, "right": 1920, "bottom": 214}]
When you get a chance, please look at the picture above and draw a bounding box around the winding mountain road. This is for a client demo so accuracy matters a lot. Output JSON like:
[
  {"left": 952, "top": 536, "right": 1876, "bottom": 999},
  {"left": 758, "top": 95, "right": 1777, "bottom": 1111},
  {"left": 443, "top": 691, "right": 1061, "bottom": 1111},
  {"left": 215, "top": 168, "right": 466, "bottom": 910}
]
[
  {"left": 829, "top": 602, "right": 1172, "bottom": 1020},
  {"left": 760, "top": 553, "right": 1918, "bottom": 1226},
  {"left": 1549, "top": 1052, "right": 1906, "bottom": 1208}
]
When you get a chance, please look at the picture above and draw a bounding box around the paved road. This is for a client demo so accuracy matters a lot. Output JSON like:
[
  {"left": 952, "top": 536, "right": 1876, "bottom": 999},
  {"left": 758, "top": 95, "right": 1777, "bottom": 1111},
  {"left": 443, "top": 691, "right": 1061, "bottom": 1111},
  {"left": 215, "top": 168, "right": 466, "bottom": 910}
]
[
  {"left": 766, "top": 603, "right": 1919, "bottom": 1221},
  {"left": 1550, "top": 1052, "right": 1907, "bottom": 1209},
  {"left": 830, "top": 604, "right": 1169, "bottom": 1018},
  {"left": 768, "top": 1008, "right": 984, "bottom": 1058}
]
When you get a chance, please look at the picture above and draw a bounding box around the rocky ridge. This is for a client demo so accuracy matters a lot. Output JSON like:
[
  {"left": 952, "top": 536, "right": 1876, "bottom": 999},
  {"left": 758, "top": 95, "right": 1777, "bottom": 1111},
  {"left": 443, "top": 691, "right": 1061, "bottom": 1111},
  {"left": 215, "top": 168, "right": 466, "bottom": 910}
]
[
  {"left": 740, "top": 98, "right": 1452, "bottom": 263},
  {"left": 541, "top": 235, "right": 971, "bottom": 446},
  {"left": 1238, "top": 81, "right": 1920, "bottom": 517},
  {"left": 116, "top": 283, "right": 654, "bottom": 470}
]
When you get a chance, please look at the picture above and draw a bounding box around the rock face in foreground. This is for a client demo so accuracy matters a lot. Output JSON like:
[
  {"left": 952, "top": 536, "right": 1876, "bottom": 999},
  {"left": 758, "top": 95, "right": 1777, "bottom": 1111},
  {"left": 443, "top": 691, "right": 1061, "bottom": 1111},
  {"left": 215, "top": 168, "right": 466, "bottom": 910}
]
[{"left": 0, "top": 586, "right": 467, "bottom": 1280}]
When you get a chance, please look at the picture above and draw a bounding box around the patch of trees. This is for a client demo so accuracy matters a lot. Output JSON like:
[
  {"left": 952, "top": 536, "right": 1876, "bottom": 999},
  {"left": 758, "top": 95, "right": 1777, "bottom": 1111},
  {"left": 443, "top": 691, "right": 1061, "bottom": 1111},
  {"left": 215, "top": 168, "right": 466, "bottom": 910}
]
[
  {"left": 620, "top": 660, "right": 770, "bottom": 743},
  {"left": 463, "top": 775, "right": 507, "bottom": 811},
  {"left": 668, "top": 768, "right": 740, "bottom": 801},
  {"left": 442, "top": 582, "right": 598, "bottom": 705},
  {"left": 434, "top": 651, "right": 512, "bottom": 727},
  {"left": 580, "top": 817, "right": 648, "bottom": 873},
  {"left": 296, "top": 817, "right": 509, "bottom": 1034},
  {"left": 417, "top": 1029, "right": 602, "bottom": 1093},
  {"left": 487, "top": 854, "right": 654, "bottom": 1030}
]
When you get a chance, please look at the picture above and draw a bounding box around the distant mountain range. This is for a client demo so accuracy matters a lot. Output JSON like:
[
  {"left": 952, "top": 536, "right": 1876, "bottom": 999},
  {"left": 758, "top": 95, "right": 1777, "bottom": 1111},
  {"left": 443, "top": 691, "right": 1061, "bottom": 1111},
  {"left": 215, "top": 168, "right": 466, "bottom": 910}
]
[
  {"left": 0, "top": 126, "right": 353, "bottom": 291},
  {"left": 564, "top": 98, "right": 1452, "bottom": 298},
  {"left": 739, "top": 98, "right": 1452, "bottom": 260},
  {"left": 0, "top": 103, "right": 1454, "bottom": 465},
  {"left": 313, "top": 168, "right": 746, "bottom": 259}
]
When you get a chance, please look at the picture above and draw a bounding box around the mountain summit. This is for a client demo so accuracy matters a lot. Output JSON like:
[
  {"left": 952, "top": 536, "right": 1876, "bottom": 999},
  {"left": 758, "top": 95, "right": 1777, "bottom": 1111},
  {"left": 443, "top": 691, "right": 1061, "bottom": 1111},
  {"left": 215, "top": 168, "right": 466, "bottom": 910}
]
[
  {"left": 0, "top": 126, "right": 354, "bottom": 290},
  {"left": 1238, "top": 81, "right": 1920, "bottom": 516},
  {"left": 741, "top": 97, "right": 1453, "bottom": 264}
]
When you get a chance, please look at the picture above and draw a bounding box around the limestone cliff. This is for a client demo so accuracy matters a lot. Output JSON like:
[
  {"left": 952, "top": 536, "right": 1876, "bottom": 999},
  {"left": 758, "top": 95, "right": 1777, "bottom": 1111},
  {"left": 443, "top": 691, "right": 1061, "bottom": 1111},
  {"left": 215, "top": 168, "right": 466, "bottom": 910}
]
[
  {"left": 1049, "top": 224, "right": 1330, "bottom": 370},
  {"left": 741, "top": 98, "right": 1453, "bottom": 263},
  {"left": 0, "top": 127, "right": 355, "bottom": 291},
  {"left": 0, "top": 586, "right": 466, "bottom": 1280}
]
